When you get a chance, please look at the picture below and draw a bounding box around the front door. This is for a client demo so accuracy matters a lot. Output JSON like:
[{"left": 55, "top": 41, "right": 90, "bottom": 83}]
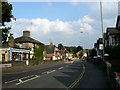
[{"left": 2, "top": 54, "right": 5, "bottom": 62}]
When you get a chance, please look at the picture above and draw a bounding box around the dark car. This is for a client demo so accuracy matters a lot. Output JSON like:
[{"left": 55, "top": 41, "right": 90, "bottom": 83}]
[{"left": 68, "top": 59, "right": 72, "bottom": 61}]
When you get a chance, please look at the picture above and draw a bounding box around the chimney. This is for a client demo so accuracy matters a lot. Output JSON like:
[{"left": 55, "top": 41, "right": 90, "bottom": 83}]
[
  {"left": 23, "top": 30, "right": 30, "bottom": 37},
  {"left": 8, "top": 33, "right": 14, "bottom": 47}
]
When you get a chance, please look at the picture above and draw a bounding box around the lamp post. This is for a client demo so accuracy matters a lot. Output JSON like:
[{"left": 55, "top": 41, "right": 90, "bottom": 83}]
[
  {"left": 80, "top": 32, "right": 90, "bottom": 50},
  {"left": 100, "top": 0, "right": 104, "bottom": 61},
  {"left": 80, "top": 31, "right": 90, "bottom": 59}
]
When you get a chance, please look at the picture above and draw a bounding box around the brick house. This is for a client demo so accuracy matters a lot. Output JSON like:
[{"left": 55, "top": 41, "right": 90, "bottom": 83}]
[
  {"left": 43, "top": 42, "right": 62, "bottom": 60},
  {"left": 14, "top": 30, "right": 44, "bottom": 59},
  {"left": 105, "top": 16, "right": 120, "bottom": 47},
  {"left": 105, "top": 28, "right": 120, "bottom": 47}
]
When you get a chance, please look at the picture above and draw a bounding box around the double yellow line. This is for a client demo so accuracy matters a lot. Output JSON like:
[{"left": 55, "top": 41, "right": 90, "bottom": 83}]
[{"left": 66, "top": 63, "right": 86, "bottom": 90}]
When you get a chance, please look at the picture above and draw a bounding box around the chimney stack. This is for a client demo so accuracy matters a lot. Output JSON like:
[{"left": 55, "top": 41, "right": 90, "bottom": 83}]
[
  {"left": 23, "top": 30, "right": 30, "bottom": 37},
  {"left": 8, "top": 33, "right": 14, "bottom": 47}
]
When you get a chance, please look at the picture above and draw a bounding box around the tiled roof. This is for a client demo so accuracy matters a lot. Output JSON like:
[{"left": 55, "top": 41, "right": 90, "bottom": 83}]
[
  {"left": 116, "top": 16, "right": 120, "bottom": 30},
  {"left": 45, "top": 45, "right": 55, "bottom": 54},
  {"left": 14, "top": 36, "right": 44, "bottom": 45},
  {"left": 107, "top": 27, "right": 120, "bottom": 34}
]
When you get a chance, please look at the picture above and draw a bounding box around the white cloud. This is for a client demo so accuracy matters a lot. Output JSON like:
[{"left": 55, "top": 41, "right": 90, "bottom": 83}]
[
  {"left": 10, "top": 16, "right": 94, "bottom": 48},
  {"left": 9, "top": 2, "right": 118, "bottom": 49}
]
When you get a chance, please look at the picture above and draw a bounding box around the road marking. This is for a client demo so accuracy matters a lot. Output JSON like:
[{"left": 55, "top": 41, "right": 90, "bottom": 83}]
[
  {"left": 47, "top": 70, "right": 56, "bottom": 74},
  {"left": 3, "top": 62, "right": 64, "bottom": 75},
  {"left": 66, "top": 63, "right": 86, "bottom": 90},
  {"left": 58, "top": 67, "right": 64, "bottom": 70},
  {"left": 4, "top": 79, "right": 18, "bottom": 84},
  {"left": 19, "top": 79, "right": 22, "bottom": 83},
  {"left": 16, "top": 75, "right": 40, "bottom": 85},
  {"left": 42, "top": 71, "right": 47, "bottom": 74},
  {"left": 4, "top": 75, "right": 35, "bottom": 84}
]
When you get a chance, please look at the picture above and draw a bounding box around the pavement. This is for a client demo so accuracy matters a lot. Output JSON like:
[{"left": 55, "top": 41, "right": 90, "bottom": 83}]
[{"left": 2, "top": 59, "right": 112, "bottom": 89}]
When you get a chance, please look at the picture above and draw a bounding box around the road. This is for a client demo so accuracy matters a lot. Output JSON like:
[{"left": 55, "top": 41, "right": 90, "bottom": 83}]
[{"left": 2, "top": 60, "right": 112, "bottom": 89}]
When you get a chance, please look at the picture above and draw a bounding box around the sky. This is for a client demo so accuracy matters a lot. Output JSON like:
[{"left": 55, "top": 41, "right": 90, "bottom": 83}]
[{"left": 8, "top": 2, "right": 118, "bottom": 49}]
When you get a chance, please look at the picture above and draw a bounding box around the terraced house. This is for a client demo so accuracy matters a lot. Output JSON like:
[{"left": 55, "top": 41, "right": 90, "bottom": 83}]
[
  {"left": 43, "top": 42, "right": 62, "bottom": 61},
  {"left": 105, "top": 16, "right": 120, "bottom": 47},
  {"left": 0, "top": 30, "right": 44, "bottom": 62},
  {"left": 14, "top": 30, "right": 44, "bottom": 59}
]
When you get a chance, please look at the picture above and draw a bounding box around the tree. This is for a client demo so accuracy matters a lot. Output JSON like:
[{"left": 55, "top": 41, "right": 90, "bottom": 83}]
[
  {"left": 58, "top": 43, "right": 63, "bottom": 50},
  {"left": 79, "top": 52, "right": 83, "bottom": 59},
  {"left": 1, "top": 1, "right": 14, "bottom": 43},
  {"left": 90, "top": 49, "right": 97, "bottom": 58},
  {"left": 105, "top": 44, "right": 120, "bottom": 59},
  {"left": 76, "top": 46, "right": 83, "bottom": 52},
  {"left": 34, "top": 44, "right": 45, "bottom": 61}
]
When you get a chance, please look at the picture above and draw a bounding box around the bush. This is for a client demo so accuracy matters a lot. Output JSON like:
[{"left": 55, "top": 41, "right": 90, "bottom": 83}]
[
  {"left": 89, "top": 49, "right": 97, "bottom": 58},
  {"left": 34, "top": 44, "right": 45, "bottom": 61},
  {"left": 105, "top": 44, "right": 120, "bottom": 59}
]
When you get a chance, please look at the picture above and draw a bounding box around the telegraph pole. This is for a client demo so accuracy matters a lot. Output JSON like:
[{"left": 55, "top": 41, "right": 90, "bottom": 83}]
[{"left": 100, "top": 0, "right": 104, "bottom": 61}]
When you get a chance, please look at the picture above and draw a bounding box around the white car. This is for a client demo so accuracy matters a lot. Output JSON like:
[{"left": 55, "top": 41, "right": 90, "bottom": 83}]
[
  {"left": 104, "top": 54, "right": 109, "bottom": 57},
  {"left": 93, "top": 56, "right": 97, "bottom": 59}
]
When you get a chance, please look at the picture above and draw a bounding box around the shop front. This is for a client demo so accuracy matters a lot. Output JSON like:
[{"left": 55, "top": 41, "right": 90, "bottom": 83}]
[{"left": 11, "top": 48, "right": 30, "bottom": 61}]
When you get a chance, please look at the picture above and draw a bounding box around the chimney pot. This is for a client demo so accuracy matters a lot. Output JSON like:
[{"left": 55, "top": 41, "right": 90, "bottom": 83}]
[{"left": 23, "top": 30, "right": 30, "bottom": 37}]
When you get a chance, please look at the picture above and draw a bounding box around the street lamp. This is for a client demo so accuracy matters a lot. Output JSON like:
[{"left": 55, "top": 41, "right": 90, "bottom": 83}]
[
  {"left": 80, "top": 31, "right": 90, "bottom": 59},
  {"left": 100, "top": 0, "right": 104, "bottom": 61},
  {"left": 80, "top": 32, "right": 90, "bottom": 50},
  {"left": 80, "top": 42, "right": 85, "bottom": 49}
]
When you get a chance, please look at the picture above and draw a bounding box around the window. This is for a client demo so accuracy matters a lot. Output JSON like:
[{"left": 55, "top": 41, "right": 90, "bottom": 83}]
[
  {"left": 112, "top": 38, "right": 115, "bottom": 46},
  {"left": 19, "top": 44, "right": 22, "bottom": 48},
  {"left": 32, "top": 44, "right": 34, "bottom": 47}
]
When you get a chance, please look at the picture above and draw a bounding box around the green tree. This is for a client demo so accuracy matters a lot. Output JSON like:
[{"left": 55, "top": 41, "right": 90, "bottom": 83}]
[
  {"left": 34, "top": 44, "right": 45, "bottom": 61},
  {"left": 105, "top": 44, "right": 120, "bottom": 59},
  {"left": 1, "top": 2, "right": 14, "bottom": 43},
  {"left": 58, "top": 43, "right": 63, "bottom": 50},
  {"left": 90, "top": 49, "right": 97, "bottom": 58},
  {"left": 79, "top": 52, "right": 83, "bottom": 59},
  {"left": 76, "top": 46, "right": 83, "bottom": 52}
]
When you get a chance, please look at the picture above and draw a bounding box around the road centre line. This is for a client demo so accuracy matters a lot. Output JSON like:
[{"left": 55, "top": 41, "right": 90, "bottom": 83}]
[
  {"left": 4, "top": 79, "right": 18, "bottom": 84},
  {"left": 58, "top": 67, "right": 64, "bottom": 70},
  {"left": 42, "top": 71, "right": 48, "bottom": 74},
  {"left": 47, "top": 70, "right": 56, "bottom": 74},
  {"left": 4, "top": 75, "right": 34, "bottom": 84},
  {"left": 66, "top": 63, "right": 86, "bottom": 89},
  {"left": 16, "top": 75, "right": 40, "bottom": 85},
  {"left": 3, "top": 63, "right": 63, "bottom": 75}
]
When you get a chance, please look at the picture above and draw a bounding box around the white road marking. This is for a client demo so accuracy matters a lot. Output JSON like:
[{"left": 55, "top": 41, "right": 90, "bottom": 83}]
[
  {"left": 58, "top": 67, "right": 64, "bottom": 70},
  {"left": 4, "top": 75, "right": 34, "bottom": 84},
  {"left": 19, "top": 79, "right": 22, "bottom": 83},
  {"left": 16, "top": 75, "right": 40, "bottom": 85},
  {"left": 42, "top": 71, "right": 47, "bottom": 74},
  {"left": 47, "top": 70, "right": 56, "bottom": 74},
  {"left": 4, "top": 79, "right": 18, "bottom": 84}
]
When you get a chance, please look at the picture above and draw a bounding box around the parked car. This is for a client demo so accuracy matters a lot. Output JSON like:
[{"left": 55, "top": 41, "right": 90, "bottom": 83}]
[
  {"left": 93, "top": 56, "right": 97, "bottom": 59},
  {"left": 104, "top": 54, "right": 109, "bottom": 57},
  {"left": 80, "top": 59, "right": 84, "bottom": 61},
  {"left": 68, "top": 59, "right": 72, "bottom": 61}
]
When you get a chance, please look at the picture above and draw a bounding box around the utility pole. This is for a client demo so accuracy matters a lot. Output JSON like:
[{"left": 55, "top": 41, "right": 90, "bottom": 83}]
[{"left": 100, "top": 0, "right": 104, "bottom": 61}]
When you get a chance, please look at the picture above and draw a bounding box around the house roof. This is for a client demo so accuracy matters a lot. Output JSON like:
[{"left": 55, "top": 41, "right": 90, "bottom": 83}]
[
  {"left": 14, "top": 36, "right": 44, "bottom": 45},
  {"left": 2, "top": 42, "right": 9, "bottom": 48},
  {"left": 45, "top": 45, "right": 55, "bottom": 54},
  {"left": 107, "top": 27, "right": 120, "bottom": 35},
  {"left": 116, "top": 16, "right": 120, "bottom": 30}
]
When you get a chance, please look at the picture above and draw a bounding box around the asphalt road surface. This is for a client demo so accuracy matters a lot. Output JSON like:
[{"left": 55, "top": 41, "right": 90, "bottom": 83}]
[{"left": 2, "top": 60, "right": 112, "bottom": 89}]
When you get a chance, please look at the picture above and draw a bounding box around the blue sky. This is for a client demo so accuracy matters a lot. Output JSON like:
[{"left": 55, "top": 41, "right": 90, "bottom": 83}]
[
  {"left": 11, "top": 2, "right": 90, "bottom": 21},
  {"left": 9, "top": 2, "right": 118, "bottom": 49}
]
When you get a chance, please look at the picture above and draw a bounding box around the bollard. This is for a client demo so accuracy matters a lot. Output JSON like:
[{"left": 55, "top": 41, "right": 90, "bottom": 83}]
[{"left": 26, "top": 60, "right": 29, "bottom": 65}]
